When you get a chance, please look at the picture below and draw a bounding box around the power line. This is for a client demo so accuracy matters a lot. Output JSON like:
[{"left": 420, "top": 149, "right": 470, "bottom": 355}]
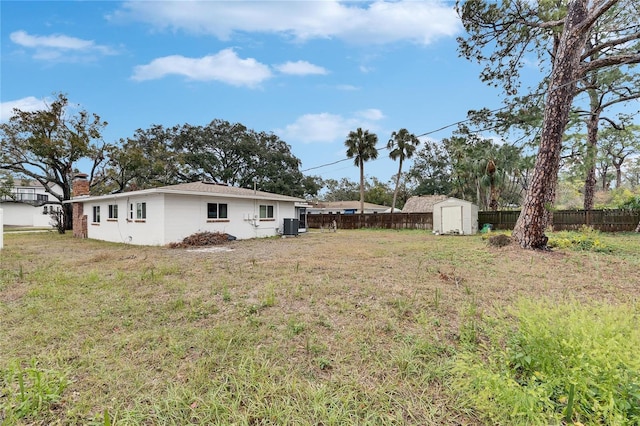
[{"left": 301, "top": 57, "right": 640, "bottom": 175}]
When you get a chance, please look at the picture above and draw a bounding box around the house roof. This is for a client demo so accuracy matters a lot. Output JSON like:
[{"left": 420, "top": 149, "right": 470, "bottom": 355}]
[
  {"left": 309, "top": 201, "right": 390, "bottom": 211},
  {"left": 68, "top": 181, "right": 305, "bottom": 203},
  {"left": 401, "top": 195, "right": 448, "bottom": 213}
]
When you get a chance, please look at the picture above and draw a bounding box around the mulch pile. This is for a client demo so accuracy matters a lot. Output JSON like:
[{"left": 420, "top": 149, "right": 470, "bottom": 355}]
[{"left": 168, "top": 231, "right": 235, "bottom": 248}]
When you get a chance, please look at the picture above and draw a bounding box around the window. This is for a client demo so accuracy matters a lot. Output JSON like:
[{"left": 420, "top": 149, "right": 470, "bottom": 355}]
[
  {"left": 108, "top": 204, "right": 118, "bottom": 219},
  {"left": 37, "top": 194, "right": 49, "bottom": 202},
  {"left": 136, "top": 202, "right": 146, "bottom": 220},
  {"left": 207, "top": 203, "right": 228, "bottom": 219},
  {"left": 259, "top": 204, "right": 274, "bottom": 219},
  {"left": 92, "top": 206, "right": 101, "bottom": 223}
]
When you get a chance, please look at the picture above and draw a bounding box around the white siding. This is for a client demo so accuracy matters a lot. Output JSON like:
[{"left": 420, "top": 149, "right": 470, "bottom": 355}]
[
  {"left": 85, "top": 193, "right": 165, "bottom": 245},
  {"left": 0, "top": 203, "right": 59, "bottom": 227},
  {"left": 78, "top": 191, "right": 299, "bottom": 246},
  {"left": 163, "top": 194, "right": 297, "bottom": 244}
]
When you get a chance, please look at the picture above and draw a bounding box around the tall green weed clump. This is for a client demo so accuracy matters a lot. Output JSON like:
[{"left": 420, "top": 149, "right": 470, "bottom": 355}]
[
  {"left": 0, "top": 359, "right": 70, "bottom": 422},
  {"left": 547, "top": 227, "right": 612, "bottom": 252},
  {"left": 453, "top": 299, "right": 640, "bottom": 425}
]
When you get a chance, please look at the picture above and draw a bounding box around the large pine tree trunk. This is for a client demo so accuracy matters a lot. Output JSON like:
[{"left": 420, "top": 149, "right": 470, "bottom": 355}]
[
  {"left": 583, "top": 90, "right": 601, "bottom": 210},
  {"left": 583, "top": 112, "right": 599, "bottom": 210},
  {"left": 513, "top": 0, "right": 590, "bottom": 248}
]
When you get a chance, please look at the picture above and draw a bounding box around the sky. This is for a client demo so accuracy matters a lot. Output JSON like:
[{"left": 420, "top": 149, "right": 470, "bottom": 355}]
[{"left": 1, "top": 0, "right": 529, "bottom": 185}]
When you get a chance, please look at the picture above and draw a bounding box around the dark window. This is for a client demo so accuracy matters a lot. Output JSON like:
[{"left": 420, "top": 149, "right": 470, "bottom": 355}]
[
  {"left": 259, "top": 205, "right": 274, "bottom": 219},
  {"left": 207, "top": 203, "right": 228, "bottom": 219},
  {"left": 92, "top": 206, "right": 100, "bottom": 223},
  {"left": 136, "top": 202, "right": 146, "bottom": 219},
  {"left": 108, "top": 204, "right": 118, "bottom": 219}
]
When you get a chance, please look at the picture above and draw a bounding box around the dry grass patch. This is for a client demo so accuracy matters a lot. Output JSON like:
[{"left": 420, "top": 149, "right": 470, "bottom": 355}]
[{"left": 0, "top": 229, "right": 638, "bottom": 424}]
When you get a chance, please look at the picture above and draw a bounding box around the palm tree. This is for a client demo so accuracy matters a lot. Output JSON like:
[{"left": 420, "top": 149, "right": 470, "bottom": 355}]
[
  {"left": 387, "top": 129, "right": 420, "bottom": 211},
  {"left": 345, "top": 128, "right": 379, "bottom": 215}
]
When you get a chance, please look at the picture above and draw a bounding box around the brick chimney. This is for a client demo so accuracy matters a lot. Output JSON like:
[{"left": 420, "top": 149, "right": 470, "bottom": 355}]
[
  {"left": 72, "top": 173, "right": 90, "bottom": 197},
  {"left": 72, "top": 173, "right": 89, "bottom": 238}
]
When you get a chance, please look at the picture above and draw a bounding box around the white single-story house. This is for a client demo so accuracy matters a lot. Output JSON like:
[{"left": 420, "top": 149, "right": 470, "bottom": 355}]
[
  {"left": 432, "top": 197, "right": 479, "bottom": 235},
  {"left": 307, "top": 200, "right": 391, "bottom": 215},
  {"left": 68, "top": 179, "right": 308, "bottom": 246},
  {"left": 0, "top": 179, "right": 63, "bottom": 227}
]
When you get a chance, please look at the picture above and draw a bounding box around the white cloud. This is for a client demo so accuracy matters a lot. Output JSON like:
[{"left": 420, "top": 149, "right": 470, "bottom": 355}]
[
  {"left": 275, "top": 61, "right": 328, "bottom": 76},
  {"left": 356, "top": 109, "right": 385, "bottom": 121},
  {"left": 0, "top": 96, "right": 47, "bottom": 122},
  {"left": 111, "top": 1, "right": 461, "bottom": 45},
  {"left": 336, "top": 84, "right": 359, "bottom": 91},
  {"left": 9, "top": 30, "right": 116, "bottom": 61},
  {"left": 131, "top": 49, "right": 272, "bottom": 87},
  {"left": 276, "top": 109, "right": 386, "bottom": 144}
]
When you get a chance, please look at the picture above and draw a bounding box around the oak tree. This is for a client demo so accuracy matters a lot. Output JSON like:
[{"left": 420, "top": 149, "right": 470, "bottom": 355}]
[{"left": 0, "top": 93, "right": 107, "bottom": 230}]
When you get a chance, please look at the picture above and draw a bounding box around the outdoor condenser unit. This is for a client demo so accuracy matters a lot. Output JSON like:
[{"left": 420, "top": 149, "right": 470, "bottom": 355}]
[{"left": 283, "top": 218, "right": 299, "bottom": 236}]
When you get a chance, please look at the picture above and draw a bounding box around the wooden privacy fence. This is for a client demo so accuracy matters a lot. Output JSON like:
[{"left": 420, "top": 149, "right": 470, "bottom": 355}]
[
  {"left": 307, "top": 209, "right": 639, "bottom": 232},
  {"left": 479, "top": 209, "right": 640, "bottom": 232},
  {"left": 307, "top": 213, "right": 433, "bottom": 230}
]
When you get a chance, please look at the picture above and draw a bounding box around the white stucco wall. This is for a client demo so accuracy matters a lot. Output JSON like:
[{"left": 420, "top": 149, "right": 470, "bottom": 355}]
[
  {"left": 81, "top": 192, "right": 298, "bottom": 246},
  {"left": 0, "top": 203, "right": 60, "bottom": 227},
  {"left": 0, "top": 208, "right": 4, "bottom": 249},
  {"left": 85, "top": 193, "right": 165, "bottom": 245},
  {"left": 163, "top": 194, "right": 296, "bottom": 244}
]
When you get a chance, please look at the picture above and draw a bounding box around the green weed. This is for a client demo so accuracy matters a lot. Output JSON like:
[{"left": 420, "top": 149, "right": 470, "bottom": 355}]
[
  {"left": 548, "top": 227, "right": 612, "bottom": 252},
  {"left": 0, "top": 359, "right": 70, "bottom": 422},
  {"left": 453, "top": 299, "right": 640, "bottom": 425}
]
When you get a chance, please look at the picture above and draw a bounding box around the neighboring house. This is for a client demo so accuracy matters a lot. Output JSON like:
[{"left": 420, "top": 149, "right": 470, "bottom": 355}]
[
  {"left": 67, "top": 178, "right": 307, "bottom": 246},
  {"left": 401, "top": 195, "right": 448, "bottom": 213},
  {"left": 307, "top": 201, "right": 390, "bottom": 214},
  {"left": 0, "top": 179, "right": 62, "bottom": 227}
]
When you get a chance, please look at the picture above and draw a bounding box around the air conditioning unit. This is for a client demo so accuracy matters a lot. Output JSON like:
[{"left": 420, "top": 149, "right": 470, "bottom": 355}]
[{"left": 283, "top": 218, "right": 299, "bottom": 236}]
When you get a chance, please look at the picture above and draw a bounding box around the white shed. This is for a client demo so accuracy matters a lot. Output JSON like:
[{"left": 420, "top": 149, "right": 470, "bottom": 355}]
[{"left": 432, "top": 198, "right": 478, "bottom": 235}]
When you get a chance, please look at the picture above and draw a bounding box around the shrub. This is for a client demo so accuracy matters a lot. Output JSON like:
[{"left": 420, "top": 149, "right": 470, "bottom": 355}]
[
  {"left": 547, "top": 227, "right": 612, "bottom": 253},
  {"left": 452, "top": 299, "right": 640, "bottom": 425},
  {"left": 618, "top": 194, "right": 640, "bottom": 210}
]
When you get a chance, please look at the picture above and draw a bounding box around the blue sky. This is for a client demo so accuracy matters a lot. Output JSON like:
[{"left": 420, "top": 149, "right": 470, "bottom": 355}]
[{"left": 2, "top": 0, "right": 519, "bottom": 184}]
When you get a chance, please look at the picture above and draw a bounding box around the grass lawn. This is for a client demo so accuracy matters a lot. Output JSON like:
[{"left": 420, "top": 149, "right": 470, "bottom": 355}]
[{"left": 1, "top": 229, "right": 639, "bottom": 425}]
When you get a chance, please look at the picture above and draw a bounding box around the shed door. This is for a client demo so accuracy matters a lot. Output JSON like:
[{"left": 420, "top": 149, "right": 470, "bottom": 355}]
[{"left": 441, "top": 205, "right": 463, "bottom": 234}]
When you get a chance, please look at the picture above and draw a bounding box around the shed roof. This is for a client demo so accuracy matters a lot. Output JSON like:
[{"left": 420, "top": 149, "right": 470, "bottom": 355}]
[{"left": 401, "top": 195, "right": 448, "bottom": 213}]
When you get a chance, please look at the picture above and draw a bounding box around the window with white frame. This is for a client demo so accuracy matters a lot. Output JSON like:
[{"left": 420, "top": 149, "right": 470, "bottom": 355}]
[
  {"left": 259, "top": 204, "right": 274, "bottom": 219},
  {"left": 108, "top": 204, "right": 118, "bottom": 219},
  {"left": 207, "top": 203, "right": 228, "bottom": 219},
  {"left": 92, "top": 205, "right": 100, "bottom": 223},
  {"left": 136, "top": 202, "right": 146, "bottom": 220}
]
